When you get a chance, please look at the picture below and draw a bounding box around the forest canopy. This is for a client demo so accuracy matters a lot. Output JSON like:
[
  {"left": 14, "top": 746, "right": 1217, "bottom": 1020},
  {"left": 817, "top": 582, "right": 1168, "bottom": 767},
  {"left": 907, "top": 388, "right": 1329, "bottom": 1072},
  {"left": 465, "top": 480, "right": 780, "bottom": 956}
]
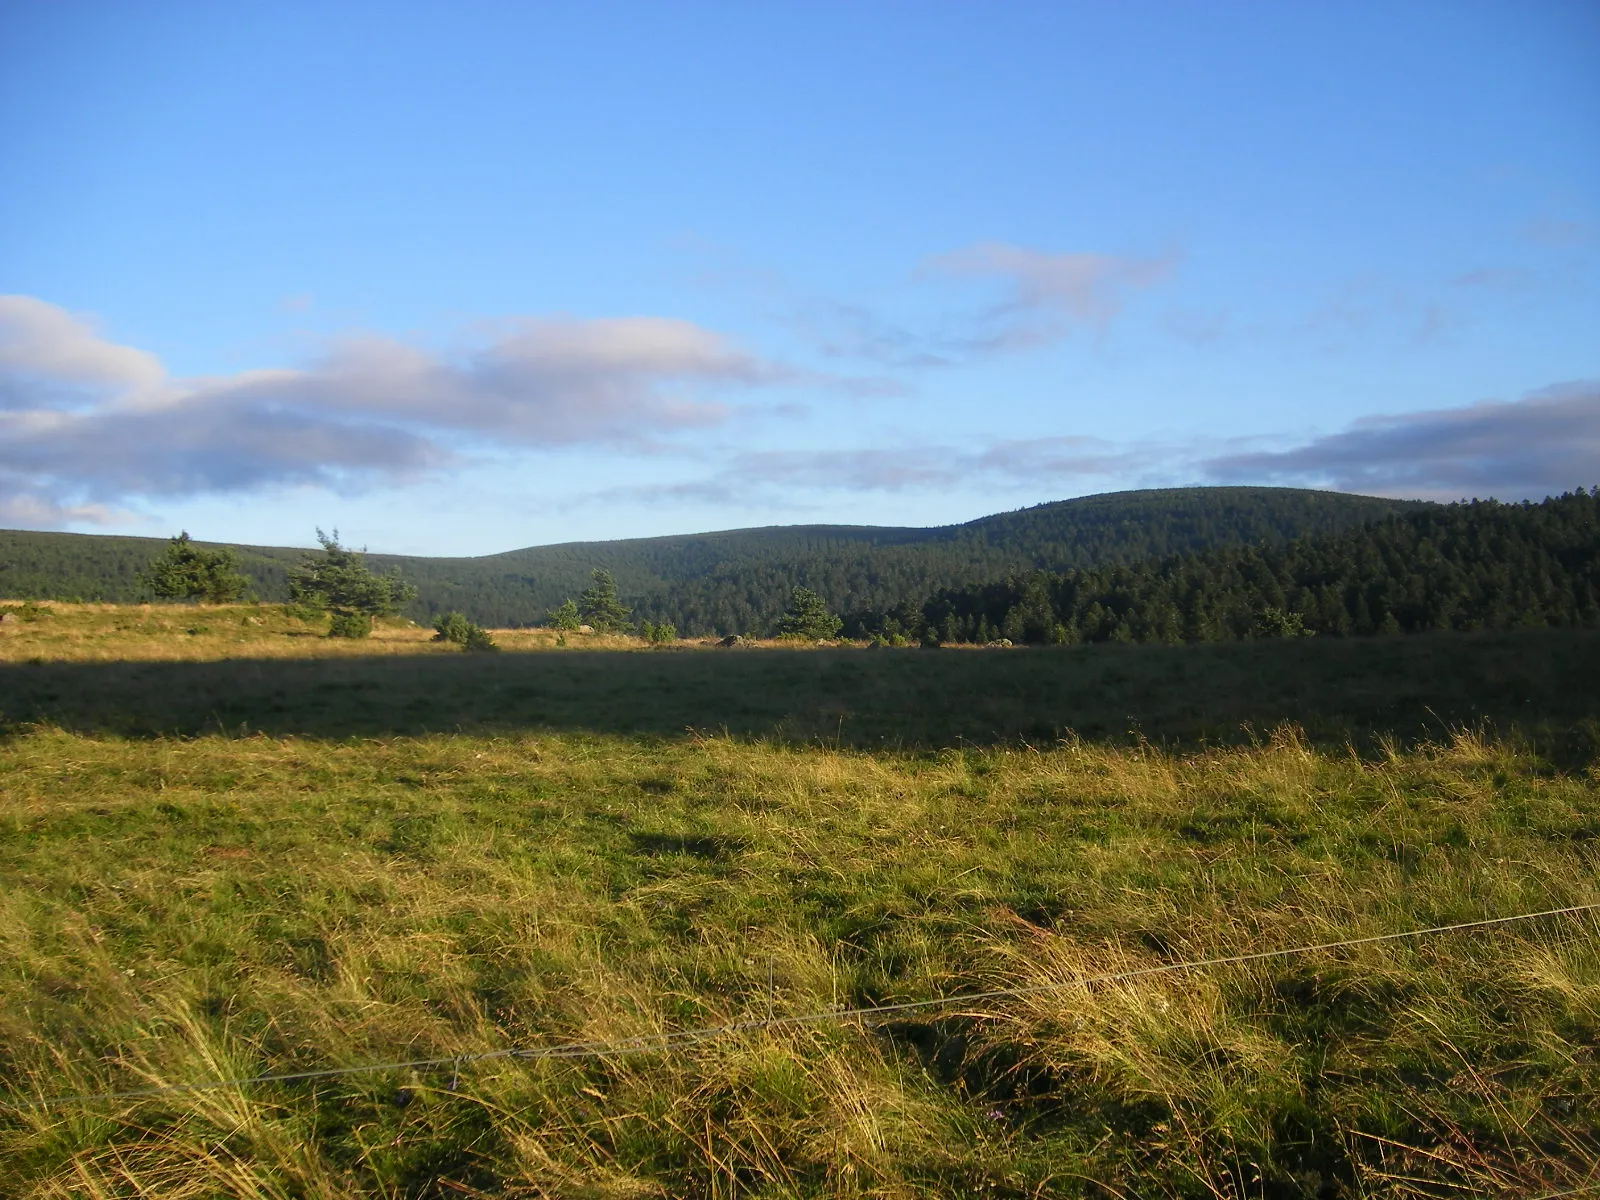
[
  {"left": 0, "top": 487, "right": 1420, "bottom": 633},
  {"left": 10, "top": 487, "right": 1595, "bottom": 641},
  {"left": 852, "top": 489, "right": 1600, "bottom": 645}
]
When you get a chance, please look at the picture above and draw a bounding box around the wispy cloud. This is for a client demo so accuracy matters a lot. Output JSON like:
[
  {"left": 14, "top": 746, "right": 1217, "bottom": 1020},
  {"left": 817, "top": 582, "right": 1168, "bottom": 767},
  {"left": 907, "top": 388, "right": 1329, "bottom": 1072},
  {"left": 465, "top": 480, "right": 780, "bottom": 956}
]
[
  {"left": 1452, "top": 267, "right": 1534, "bottom": 290},
  {"left": 692, "top": 240, "right": 1176, "bottom": 369},
  {"left": 926, "top": 242, "right": 1177, "bottom": 350},
  {"left": 1522, "top": 217, "right": 1597, "bottom": 249},
  {"left": 974, "top": 436, "right": 1152, "bottom": 481},
  {"left": 0, "top": 493, "right": 124, "bottom": 529},
  {"left": 1165, "top": 307, "right": 1233, "bottom": 347},
  {"left": 594, "top": 435, "right": 1173, "bottom": 508},
  {"left": 781, "top": 300, "right": 956, "bottom": 370},
  {"left": 594, "top": 386, "right": 1600, "bottom": 511},
  {"left": 1202, "top": 383, "right": 1600, "bottom": 501},
  {"left": 0, "top": 296, "right": 805, "bottom": 525}
]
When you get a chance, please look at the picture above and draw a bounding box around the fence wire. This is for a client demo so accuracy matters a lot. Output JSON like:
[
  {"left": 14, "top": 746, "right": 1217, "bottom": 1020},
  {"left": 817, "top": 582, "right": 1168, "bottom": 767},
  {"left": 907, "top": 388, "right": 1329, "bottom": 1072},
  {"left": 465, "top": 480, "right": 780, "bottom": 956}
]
[{"left": 13, "top": 901, "right": 1598, "bottom": 1111}]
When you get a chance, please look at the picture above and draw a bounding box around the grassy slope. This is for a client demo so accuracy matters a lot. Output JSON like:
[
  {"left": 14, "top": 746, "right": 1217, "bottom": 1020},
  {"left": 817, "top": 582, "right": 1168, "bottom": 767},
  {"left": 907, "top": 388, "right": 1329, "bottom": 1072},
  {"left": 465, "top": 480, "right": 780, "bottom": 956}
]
[
  {"left": 2, "top": 604, "right": 1597, "bottom": 758},
  {"left": 1, "top": 609, "right": 1597, "bottom": 1198},
  {"left": 0, "top": 486, "right": 1417, "bottom": 630}
]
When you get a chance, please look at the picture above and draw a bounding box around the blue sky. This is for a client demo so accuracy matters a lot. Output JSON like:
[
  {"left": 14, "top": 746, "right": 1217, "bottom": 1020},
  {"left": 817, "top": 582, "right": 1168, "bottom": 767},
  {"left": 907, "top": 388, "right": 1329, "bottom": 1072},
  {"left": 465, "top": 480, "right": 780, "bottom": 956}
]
[{"left": 1, "top": 1, "right": 1596, "bottom": 555}]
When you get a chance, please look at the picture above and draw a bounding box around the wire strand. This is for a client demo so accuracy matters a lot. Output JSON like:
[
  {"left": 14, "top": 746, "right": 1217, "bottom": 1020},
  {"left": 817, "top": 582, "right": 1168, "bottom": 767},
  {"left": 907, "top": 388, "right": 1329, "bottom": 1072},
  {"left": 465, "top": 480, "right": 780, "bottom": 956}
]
[{"left": 14, "top": 901, "right": 1597, "bottom": 1111}]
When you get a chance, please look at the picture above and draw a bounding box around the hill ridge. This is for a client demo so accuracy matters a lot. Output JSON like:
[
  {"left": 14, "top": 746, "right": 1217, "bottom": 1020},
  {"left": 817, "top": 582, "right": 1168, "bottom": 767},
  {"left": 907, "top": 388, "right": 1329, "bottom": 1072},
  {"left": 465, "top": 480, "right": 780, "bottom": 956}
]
[{"left": 0, "top": 486, "right": 1424, "bottom": 633}]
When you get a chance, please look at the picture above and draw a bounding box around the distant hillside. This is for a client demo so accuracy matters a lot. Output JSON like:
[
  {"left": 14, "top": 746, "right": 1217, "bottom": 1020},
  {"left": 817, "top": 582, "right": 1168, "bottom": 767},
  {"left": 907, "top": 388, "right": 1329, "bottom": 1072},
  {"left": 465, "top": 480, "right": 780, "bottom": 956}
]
[
  {"left": 866, "top": 489, "right": 1600, "bottom": 644},
  {"left": 0, "top": 487, "right": 1423, "bottom": 634}
]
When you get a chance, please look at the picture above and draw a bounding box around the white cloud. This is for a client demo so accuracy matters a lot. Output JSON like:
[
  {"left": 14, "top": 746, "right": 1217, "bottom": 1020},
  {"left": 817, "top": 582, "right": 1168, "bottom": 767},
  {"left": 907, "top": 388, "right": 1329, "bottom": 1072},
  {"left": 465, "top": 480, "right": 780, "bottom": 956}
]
[
  {"left": 0, "top": 298, "right": 800, "bottom": 525},
  {"left": 0, "top": 491, "right": 124, "bottom": 529},
  {"left": 0, "top": 295, "right": 165, "bottom": 399},
  {"left": 183, "top": 317, "right": 761, "bottom": 445}
]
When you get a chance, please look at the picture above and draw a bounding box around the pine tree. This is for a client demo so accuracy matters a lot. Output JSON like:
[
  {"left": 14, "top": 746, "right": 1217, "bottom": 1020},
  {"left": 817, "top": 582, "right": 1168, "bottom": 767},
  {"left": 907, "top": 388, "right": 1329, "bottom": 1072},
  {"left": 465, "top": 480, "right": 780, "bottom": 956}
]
[
  {"left": 288, "top": 529, "right": 417, "bottom": 638},
  {"left": 579, "top": 569, "right": 631, "bottom": 633},
  {"left": 548, "top": 598, "right": 581, "bottom": 631},
  {"left": 142, "top": 532, "right": 250, "bottom": 603},
  {"left": 776, "top": 586, "right": 842, "bottom": 640}
]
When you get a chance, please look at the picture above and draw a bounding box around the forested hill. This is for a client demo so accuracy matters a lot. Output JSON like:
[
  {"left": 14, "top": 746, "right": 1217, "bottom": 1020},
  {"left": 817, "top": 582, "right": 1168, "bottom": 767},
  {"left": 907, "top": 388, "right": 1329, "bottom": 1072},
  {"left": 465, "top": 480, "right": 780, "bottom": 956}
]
[
  {"left": 865, "top": 489, "right": 1600, "bottom": 645},
  {"left": 0, "top": 486, "right": 1419, "bottom": 632},
  {"left": 619, "top": 488, "right": 1418, "bottom": 634}
]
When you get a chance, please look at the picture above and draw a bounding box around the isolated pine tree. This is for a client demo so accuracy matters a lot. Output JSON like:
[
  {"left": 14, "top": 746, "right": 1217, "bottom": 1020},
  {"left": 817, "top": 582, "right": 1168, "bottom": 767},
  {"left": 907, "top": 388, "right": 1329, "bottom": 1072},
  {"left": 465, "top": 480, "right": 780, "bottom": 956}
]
[
  {"left": 142, "top": 532, "right": 250, "bottom": 603},
  {"left": 288, "top": 529, "right": 417, "bottom": 638},
  {"left": 776, "top": 586, "right": 842, "bottom": 640},
  {"left": 579, "top": 569, "right": 631, "bottom": 633}
]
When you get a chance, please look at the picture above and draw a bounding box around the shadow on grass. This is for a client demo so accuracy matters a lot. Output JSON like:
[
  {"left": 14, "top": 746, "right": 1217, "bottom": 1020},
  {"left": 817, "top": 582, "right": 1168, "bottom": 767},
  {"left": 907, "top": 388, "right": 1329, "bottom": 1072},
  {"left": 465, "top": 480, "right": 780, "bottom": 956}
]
[{"left": 3, "top": 628, "right": 1598, "bottom": 758}]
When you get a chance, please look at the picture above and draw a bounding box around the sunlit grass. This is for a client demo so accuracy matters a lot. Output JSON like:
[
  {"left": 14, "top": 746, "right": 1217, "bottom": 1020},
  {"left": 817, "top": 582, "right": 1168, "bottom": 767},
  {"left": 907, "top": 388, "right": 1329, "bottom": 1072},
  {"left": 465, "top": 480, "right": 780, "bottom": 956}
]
[
  {"left": 0, "top": 601, "right": 870, "bottom": 664},
  {"left": 2, "top": 717, "right": 1597, "bottom": 1197},
  {"left": 0, "top": 601, "right": 675, "bottom": 662}
]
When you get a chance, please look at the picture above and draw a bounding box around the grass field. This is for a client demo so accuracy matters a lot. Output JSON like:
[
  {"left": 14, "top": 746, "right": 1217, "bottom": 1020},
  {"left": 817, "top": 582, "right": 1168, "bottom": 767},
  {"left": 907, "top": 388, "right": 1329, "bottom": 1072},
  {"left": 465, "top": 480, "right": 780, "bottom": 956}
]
[
  {"left": 4, "top": 603, "right": 1599, "bottom": 757},
  {"left": 1, "top": 605, "right": 1598, "bottom": 1197}
]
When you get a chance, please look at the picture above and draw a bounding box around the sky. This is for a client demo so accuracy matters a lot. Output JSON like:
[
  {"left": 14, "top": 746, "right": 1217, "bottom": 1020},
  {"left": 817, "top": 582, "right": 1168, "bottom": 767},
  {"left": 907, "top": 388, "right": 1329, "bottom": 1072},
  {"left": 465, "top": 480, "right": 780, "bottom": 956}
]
[{"left": 1, "top": 1, "right": 1596, "bottom": 556}]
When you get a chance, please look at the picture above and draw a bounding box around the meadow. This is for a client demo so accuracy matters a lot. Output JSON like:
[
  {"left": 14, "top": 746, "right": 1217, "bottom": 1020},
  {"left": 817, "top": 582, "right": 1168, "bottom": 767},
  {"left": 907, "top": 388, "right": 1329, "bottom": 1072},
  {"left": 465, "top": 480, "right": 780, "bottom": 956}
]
[{"left": 1, "top": 605, "right": 1597, "bottom": 1198}]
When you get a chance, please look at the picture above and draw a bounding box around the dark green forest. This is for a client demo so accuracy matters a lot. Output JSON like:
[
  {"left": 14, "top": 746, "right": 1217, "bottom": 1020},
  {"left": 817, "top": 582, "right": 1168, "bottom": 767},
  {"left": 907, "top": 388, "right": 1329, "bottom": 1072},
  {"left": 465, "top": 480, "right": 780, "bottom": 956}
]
[
  {"left": 0, "top": 487, "right": 1415, "bottom": 633},
  {"left": 859, "top": 489, "right": 1600, "bottom": 645}
]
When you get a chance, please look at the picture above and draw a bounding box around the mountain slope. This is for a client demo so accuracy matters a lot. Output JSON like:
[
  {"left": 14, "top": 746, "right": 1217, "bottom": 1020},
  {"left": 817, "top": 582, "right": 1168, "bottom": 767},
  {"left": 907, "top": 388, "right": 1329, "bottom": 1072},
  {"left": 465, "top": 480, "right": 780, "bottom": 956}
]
[
  {"left": 874, "top": 489, "right": 1600, "bottom": 644},
  {"left": 0, "top": 487, "right": 1423, "bottom": 633}
]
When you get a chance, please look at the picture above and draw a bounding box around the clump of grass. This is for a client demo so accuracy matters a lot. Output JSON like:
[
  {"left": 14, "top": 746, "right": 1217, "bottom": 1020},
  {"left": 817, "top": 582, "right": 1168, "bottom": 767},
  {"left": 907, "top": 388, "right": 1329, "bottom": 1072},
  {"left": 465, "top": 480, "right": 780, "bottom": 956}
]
[
  {"left": 1, "top": 724, "right": 1596, "bottom": 1196},
  {"left": 0, "top": 601, "right": 52, "bottom": 623}
]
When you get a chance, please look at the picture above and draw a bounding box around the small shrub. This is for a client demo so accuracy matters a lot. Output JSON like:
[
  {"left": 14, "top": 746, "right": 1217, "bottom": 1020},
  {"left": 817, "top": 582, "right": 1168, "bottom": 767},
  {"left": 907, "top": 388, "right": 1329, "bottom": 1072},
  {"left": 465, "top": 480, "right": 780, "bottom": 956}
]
[
  {"left": 462, "top": 624, "right": 499, "bottom": 652},
  {"left": 432, "top": 611, "right": 473, "bottom": 644},
  {"left": 327, "top": 611, "right": 373, "bottom": 639},
  {"left": 434, "top": 610, "right": 497, "bottom": 651},
  {"left": 641, "top": 621, "right": 678, "bottom": 645},
  {"left": 1256, "top": 606, "right": 1316, "bottom": 638}
]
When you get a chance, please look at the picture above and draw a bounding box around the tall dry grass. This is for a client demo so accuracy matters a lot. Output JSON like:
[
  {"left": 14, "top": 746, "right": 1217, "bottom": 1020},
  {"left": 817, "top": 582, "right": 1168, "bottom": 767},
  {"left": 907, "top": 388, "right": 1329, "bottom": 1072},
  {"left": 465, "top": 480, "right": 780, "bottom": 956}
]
[{"left": 2, "top": 721, "right": 1596, "bottom": 1197}]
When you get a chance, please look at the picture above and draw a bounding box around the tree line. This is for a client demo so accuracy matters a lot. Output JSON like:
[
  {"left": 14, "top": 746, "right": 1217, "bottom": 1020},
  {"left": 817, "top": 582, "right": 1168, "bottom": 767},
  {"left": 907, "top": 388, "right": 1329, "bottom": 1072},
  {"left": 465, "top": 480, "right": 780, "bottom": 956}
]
[
  {"left": 37, "top": 489, "right": 1600, "bottom": 646},
  {"left": 139, "top": 528, "right": 496, "bottom": 650},
  {"left": 845, "top": 490, "right": 1600, "bottom": 645},
  {"left": 0, "top": 487, "right": 1416, "bottom": 632}
]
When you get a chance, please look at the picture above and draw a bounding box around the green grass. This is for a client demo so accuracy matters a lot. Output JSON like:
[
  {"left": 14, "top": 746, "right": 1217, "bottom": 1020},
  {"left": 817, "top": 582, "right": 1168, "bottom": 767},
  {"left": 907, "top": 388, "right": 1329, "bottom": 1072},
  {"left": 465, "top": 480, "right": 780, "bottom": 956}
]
[
  {"left": 1, "top": 610, "right": 1597, "bottom": 1197},
  {"left": 3, "top": 605, "right": 1599, "bottom": 760}
]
